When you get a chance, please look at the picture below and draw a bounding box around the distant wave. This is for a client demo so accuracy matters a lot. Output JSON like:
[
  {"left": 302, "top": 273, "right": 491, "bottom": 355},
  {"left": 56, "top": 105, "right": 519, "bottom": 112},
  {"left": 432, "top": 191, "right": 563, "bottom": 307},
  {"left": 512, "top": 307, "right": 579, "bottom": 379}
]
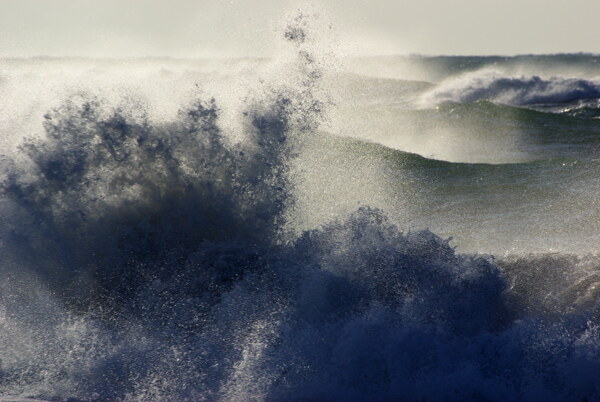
[{"left": 421, "top": 70, "right": 600, "bottom": 107}]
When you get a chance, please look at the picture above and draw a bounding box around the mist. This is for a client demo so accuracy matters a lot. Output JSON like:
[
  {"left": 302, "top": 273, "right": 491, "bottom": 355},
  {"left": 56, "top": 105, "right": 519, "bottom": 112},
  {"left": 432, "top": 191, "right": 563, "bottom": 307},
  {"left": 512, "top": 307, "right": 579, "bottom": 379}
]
[{"left": 1, "top": 0, "right": 599, "bottom": 58}]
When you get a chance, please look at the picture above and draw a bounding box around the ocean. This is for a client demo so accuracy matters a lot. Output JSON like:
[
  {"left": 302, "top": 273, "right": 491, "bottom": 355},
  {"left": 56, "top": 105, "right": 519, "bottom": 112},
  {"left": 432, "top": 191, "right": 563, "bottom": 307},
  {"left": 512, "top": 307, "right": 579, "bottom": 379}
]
[{"left": 1, "top": 16, "right": 600, "bottom": 401}]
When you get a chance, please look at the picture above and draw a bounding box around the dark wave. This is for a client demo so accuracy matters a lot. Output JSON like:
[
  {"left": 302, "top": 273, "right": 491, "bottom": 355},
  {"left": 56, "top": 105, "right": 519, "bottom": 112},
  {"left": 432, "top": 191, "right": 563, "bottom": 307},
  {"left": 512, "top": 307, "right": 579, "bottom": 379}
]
[{"left": 423, "top": 71, "right": 600, "bottom": 109}]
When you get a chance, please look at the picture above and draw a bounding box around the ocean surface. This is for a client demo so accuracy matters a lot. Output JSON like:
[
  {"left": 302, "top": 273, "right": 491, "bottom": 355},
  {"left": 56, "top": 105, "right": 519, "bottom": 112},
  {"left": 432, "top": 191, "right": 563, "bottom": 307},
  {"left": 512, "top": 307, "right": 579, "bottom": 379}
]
[{"left": 2, "top": 16, "right": 600, "bottom": 401}]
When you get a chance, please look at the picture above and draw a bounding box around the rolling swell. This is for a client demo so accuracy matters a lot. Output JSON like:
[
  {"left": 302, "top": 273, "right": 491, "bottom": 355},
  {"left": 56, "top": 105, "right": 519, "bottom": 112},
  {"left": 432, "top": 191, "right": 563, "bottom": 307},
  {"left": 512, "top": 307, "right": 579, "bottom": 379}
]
[
  {"left": 2, "top": 19, "right": 600, "bottom": 402},
  {"left": 430, "top": 102, "right": 600, "bottom": 160},
  {"left": 335, "top": 99, "right": 600, "bottom": 164}
]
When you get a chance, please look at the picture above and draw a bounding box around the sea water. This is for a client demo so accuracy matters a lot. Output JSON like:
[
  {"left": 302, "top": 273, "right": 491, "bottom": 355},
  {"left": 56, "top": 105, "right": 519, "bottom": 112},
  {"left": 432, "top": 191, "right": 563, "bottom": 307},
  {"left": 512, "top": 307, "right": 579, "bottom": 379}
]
[{"left": 1, "top": 12, "right": 600, "bottom": 401}]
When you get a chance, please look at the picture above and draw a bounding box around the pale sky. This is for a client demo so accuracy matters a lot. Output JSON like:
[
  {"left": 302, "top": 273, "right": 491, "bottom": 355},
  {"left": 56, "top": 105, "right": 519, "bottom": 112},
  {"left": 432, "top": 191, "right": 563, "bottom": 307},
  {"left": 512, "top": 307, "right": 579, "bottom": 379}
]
[{"left": 0, "top": 0, "right": 599, "bottom": 57}]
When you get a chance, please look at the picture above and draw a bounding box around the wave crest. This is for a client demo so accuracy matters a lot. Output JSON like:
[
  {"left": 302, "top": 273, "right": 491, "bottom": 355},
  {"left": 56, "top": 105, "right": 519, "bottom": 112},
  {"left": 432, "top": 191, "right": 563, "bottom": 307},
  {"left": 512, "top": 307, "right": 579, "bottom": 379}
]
[{"left": 421, "top": 70, "right": 600, "bottom": 107}]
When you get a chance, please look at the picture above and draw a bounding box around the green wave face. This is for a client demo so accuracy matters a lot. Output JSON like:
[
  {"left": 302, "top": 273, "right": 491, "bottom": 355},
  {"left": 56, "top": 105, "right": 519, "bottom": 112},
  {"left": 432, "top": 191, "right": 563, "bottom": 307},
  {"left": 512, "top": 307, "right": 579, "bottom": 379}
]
[
  {"left": 331, "top": 99, "right": 600, "bottom": 165},
  {"left": 289, "top": 132, "right": 600, "bottom": 254}
]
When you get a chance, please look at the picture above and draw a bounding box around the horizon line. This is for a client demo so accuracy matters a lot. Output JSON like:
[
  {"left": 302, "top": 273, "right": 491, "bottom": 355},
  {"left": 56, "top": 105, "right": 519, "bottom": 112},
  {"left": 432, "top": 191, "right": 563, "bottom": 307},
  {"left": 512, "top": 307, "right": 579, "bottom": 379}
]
[{"left": 1, "top": 52, "right": 599, "bottom": 61}]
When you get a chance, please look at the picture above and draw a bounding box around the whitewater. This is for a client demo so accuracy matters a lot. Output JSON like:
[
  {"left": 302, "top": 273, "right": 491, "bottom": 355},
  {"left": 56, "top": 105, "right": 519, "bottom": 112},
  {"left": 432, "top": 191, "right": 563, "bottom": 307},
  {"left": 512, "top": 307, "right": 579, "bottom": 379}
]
[{"left": 2, "top": 11, "right": 600, "bottom": 401}]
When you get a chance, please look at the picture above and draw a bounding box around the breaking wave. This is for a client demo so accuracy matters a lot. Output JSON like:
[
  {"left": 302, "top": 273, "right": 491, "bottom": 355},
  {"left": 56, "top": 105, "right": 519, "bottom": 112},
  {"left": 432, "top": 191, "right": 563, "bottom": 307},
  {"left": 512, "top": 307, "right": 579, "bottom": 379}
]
[
  {"left": 2, "top": 13, "right": 600, "bottom": 402},
  {"left": 421, "top": 70, "right": 600, "bottom": 107}
]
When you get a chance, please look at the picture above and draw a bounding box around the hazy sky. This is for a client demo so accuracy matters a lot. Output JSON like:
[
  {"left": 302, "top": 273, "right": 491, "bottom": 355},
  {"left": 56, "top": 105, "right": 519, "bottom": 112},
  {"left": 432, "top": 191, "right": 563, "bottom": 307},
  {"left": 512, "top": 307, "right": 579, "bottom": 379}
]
[{"left": 0, "top": 0, "right": 599, "bottom": 57}]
